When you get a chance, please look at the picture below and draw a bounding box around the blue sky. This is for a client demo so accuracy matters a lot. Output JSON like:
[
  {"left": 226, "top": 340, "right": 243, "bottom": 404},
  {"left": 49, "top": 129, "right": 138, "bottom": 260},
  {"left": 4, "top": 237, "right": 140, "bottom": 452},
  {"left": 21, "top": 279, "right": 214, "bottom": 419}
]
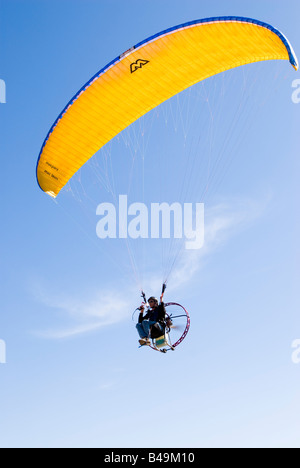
[{"left": 0, "top": 0, "right": 300, "bottom": 448}]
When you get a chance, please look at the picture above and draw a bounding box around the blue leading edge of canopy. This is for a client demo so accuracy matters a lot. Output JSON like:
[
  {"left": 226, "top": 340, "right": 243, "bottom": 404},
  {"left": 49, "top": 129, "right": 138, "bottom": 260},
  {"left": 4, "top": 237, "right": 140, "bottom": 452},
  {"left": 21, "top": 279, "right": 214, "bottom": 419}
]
[
  {"left": 36, "top": 16, "right": 298, "bottom": 193},
  {"left": 135, "top": 16, "right": 298, "bottom": 70}
]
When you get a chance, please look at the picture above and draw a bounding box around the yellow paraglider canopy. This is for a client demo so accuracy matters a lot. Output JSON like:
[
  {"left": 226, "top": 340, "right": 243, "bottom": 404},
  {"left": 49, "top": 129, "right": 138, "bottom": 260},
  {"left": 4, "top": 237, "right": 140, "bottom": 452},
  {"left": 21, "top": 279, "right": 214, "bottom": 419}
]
[{"left": 36, "top": 16, "right": 298, "bottom": 198}]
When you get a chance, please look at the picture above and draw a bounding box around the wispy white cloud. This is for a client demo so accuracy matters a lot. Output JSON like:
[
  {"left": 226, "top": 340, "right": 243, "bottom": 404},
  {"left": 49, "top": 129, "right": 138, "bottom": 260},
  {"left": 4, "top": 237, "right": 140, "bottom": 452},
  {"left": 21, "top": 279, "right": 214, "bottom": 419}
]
[
  {"left": 31, "top": 285, "right": 132, "bottom": 339},
  {"left": 98, "top": 382, "right": 115, "bottom": 391},
  {"left": 166, "top": 193, "right": 271, "bottom": 292}
]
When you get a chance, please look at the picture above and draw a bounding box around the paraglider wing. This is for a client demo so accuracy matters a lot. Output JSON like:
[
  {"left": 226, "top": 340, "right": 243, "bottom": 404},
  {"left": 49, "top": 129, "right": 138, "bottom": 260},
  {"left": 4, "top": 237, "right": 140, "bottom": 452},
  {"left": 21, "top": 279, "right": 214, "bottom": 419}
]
[{"left": 36, "top": 16, "right": 298, "bottom": 198}]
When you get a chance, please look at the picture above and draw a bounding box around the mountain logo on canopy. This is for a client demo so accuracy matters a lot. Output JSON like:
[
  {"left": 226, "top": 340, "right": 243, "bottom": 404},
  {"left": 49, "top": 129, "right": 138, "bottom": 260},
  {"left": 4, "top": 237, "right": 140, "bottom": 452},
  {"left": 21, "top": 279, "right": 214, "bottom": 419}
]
[{"left": 130, "top": 59, "right": 149, "bottom": 73}]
